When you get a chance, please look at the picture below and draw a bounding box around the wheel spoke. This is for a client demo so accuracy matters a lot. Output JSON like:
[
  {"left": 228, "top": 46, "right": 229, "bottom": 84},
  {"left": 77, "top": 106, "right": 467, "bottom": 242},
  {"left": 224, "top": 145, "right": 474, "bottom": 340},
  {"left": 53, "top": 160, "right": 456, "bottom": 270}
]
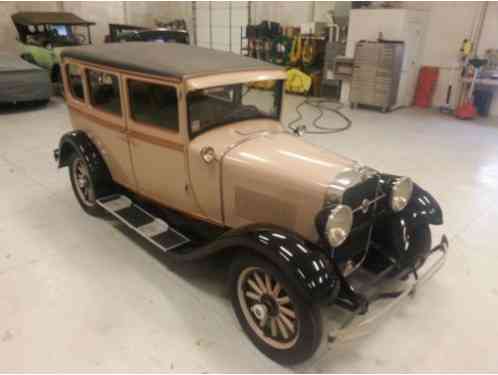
[
  {"left": 280, "top": 305, "right": 296, "bottom": 320},
  {"left": 279, "top": 312, "right": 295, "bottom": 334},
  {"left": 253, "top": 273, "right": 267, "bottom": 294},
  {"left": 272, "top": 281, "right": 281, "bottom": 298},
  {"left": 245, "top": 291, "right": 260, "bottom": 301},
  {"left": 277, "top": 296, "right": 290, "bottom": 305},
  {"left": 270, "top": 317, "right": 277, "bottom": 337},
  {"left": 276, "top": 317, "right": 289, "bottom": 339},
  {"left": 264, "top": 273, "right": 272, "bottom": 294},
  {"left": 247, "top": 279, "right": 263, "bottom": 295}
]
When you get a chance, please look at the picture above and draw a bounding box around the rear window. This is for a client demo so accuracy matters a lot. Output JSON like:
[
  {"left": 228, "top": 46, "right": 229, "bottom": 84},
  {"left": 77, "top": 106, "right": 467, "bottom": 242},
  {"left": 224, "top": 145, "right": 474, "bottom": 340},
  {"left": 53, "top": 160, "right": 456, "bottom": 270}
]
[
  {"left": 128, "top": 79, "right": 179, "bottom": 132},
  {"left": 86, "top": 69, "right": 122, "bottom": 116},
  {"left": 66, "top": 64, "right": 84, "bottom": 101}
]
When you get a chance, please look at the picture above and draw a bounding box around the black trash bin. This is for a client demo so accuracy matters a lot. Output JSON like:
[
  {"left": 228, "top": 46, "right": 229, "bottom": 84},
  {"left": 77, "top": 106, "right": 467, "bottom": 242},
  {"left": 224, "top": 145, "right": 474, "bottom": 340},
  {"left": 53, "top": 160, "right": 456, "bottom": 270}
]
[{"left": 474, "top": 88, "right": 494, "bottom": 117}]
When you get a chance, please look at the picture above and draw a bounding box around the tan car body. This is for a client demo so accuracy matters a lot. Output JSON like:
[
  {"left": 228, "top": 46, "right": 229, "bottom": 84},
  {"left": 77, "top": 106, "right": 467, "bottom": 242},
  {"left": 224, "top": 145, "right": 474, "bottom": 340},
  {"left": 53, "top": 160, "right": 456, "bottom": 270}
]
[{"left": 61, "top": 58, "right": 357, "bottom": 241}]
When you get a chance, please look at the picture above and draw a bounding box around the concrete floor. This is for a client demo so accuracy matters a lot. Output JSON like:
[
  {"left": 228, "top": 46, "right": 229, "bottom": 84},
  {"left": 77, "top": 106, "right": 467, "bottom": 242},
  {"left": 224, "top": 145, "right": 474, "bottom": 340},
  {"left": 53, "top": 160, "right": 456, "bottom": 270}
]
[{"left": 1, "top": 97, "right": 497, "bottom": 372}]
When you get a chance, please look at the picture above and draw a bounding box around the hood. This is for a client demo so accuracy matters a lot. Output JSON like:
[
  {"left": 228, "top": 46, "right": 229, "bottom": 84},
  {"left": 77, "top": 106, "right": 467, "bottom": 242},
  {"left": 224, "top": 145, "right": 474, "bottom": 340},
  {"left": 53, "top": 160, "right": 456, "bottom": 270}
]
[
  {"left": 219, "top": 127, "right": 358, "bottom": 241},
  {"left": 225, "top": 131, "right": 357, "bottom": 190}
]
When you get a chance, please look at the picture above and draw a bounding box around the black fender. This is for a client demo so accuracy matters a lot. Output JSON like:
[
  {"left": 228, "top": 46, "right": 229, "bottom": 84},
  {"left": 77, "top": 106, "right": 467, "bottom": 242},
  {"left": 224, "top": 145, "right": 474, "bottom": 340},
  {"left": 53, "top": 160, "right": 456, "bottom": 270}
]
[
  {"left": 372, "top": 175, "right": 443, "bottom": 265},
  {"left": 170, "top": 224, "right": 341, "bottom": 304},
  {"left": 56, "top": 130, "right": 112, "bottom": 187},
  {"left": 380, "top": 174, "right": 443, "bottom": 227},
  {"left": 223, "top": 224, "right": 341, "bottom": 303}
]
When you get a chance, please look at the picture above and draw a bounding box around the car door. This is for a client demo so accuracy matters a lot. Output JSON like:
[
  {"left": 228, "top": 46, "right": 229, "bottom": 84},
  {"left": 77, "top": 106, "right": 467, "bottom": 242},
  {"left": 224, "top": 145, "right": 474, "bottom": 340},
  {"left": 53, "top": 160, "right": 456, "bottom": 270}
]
[
  {"left": 63, "top": 61, "right": 136, "bottom": 190},
  {"left": 124, "top": 75, "right": 200, "bottom": 216}
]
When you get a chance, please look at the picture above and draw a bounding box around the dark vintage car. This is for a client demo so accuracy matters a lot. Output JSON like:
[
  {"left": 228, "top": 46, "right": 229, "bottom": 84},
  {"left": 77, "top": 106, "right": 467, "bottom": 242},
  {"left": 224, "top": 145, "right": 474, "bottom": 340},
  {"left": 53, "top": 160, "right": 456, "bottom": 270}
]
[
  {"left": 54, "top": 43, "right": 448, "bottom": 365},
  {"left": 105, "top": 23, "right": 189, "bottom": 44}
]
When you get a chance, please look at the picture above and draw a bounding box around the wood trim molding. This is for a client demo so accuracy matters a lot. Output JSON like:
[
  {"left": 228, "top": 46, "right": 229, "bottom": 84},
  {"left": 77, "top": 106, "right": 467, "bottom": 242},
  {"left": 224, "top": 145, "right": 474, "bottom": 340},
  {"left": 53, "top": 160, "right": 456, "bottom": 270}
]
[
  {"left": 128, "top": 130, "right": 184, "bottom": 152},
  {"left": 68, "top": 103, "right": 123, "bottom": 132}
]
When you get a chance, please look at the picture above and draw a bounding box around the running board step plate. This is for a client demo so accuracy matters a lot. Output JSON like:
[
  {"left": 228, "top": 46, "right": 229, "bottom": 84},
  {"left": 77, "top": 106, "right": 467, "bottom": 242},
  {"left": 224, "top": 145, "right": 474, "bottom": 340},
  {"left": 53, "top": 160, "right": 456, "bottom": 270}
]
[{"left": 97, "top": 194, "right": 190, "bottom": 253}]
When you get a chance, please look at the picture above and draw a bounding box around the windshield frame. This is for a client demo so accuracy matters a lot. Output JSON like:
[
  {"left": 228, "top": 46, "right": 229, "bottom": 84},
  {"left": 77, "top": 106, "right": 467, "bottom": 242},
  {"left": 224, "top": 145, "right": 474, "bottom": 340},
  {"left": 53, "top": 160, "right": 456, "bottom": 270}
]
[{"left": 186, "top": 79, "right": 284, "bottom": 140}]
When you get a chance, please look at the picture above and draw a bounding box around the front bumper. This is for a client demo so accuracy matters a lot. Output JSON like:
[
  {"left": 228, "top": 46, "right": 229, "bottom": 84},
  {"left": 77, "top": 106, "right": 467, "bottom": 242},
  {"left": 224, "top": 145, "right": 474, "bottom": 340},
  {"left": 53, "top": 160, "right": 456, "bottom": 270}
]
[{"left": 328, "top": 235, "right": 448, "bottom": 342}]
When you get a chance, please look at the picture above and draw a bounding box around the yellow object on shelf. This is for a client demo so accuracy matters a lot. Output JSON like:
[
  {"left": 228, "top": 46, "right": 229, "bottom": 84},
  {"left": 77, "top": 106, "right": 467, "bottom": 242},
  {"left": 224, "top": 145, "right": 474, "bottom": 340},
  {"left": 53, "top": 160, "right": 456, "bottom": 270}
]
[
  {"left": 285, "top": 68, "right": 312, "bottom": 94},
  {"left": 249, "top": 80, "right": 276, "bottom": 90}
]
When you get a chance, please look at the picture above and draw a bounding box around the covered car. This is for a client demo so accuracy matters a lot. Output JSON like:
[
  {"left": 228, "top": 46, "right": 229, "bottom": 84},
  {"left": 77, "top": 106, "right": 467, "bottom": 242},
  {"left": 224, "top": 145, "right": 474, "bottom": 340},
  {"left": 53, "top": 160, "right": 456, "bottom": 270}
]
[{"left": 0, "top": 52, "right": 51, "bottom": 104}]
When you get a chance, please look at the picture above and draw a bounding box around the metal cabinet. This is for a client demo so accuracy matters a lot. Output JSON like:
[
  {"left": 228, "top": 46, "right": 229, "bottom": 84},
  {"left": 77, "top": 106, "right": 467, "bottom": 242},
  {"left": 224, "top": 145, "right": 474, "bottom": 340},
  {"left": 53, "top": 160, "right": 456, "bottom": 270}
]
[{"left": 350, "top": 41, "right": 404, "bottom": 112}]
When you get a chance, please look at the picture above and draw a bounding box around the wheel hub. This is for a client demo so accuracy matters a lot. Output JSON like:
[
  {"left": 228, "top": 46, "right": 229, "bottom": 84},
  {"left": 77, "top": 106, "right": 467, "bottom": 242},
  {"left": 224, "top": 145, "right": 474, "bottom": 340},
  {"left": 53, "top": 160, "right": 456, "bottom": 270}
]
[
  {"left": 260, "top": 294, "right": 279, "bottom": 317},
  {"left": 251, "top": 303, "right": 269, "bottom": 322}
]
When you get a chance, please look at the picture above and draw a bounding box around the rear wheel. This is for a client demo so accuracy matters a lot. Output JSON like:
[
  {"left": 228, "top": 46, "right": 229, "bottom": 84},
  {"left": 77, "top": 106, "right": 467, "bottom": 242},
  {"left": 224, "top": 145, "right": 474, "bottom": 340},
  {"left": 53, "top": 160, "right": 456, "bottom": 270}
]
[
  {"left": 229, "top": 254, "right": 322, "bottom": 365},
  {"left": 68, "top": 153, "right": 105, "bottom": 217}
]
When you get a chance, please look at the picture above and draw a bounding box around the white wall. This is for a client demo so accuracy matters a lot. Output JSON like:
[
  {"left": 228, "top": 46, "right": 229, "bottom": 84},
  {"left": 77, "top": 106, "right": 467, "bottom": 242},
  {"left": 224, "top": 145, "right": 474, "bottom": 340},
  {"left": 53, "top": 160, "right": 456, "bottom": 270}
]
[{"left": 402, "top": 1, "right": 498, "bottom": 115}]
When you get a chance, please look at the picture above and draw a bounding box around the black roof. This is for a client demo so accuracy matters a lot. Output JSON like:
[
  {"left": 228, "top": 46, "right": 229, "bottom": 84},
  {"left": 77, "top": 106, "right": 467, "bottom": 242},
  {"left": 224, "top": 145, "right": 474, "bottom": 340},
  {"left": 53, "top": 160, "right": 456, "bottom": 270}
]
[
  {"left": 12, "top": 12, "right": 95, "bottom": 26},
  {"left": 61, "top": 42, "right": 283, "bottom": 79}
]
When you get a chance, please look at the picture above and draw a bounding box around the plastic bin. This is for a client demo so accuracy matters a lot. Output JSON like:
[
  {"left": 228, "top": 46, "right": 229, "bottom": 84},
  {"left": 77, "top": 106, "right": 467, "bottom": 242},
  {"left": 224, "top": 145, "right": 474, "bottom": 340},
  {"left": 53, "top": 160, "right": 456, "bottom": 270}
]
[{"left": 474, "top": 89, "right": 494, "bottom": 117}]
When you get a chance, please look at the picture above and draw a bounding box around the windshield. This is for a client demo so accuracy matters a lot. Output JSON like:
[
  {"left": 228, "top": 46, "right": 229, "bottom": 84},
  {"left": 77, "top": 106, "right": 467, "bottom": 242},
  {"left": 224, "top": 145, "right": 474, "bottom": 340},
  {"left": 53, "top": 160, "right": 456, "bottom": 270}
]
[{"left": 187, "top": 79, "right": 283, "bottom": 137}]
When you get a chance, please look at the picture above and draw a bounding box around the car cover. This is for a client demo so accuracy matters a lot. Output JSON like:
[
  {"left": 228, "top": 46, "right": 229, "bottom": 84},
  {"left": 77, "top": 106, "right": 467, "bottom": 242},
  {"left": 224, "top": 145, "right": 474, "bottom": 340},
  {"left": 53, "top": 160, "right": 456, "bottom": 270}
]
[{"left": 0, "top": 53, "right": 51, "bottom": 103}]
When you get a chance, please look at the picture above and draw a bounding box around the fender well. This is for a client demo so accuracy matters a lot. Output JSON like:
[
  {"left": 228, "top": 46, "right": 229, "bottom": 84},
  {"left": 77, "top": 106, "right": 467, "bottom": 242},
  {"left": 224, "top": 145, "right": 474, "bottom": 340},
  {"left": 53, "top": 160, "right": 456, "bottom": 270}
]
[
  {"left": 57, "top": 130, "right": 112, "bottom": 186},
  {"left": 221, "top": 224, "right": 340, "bottom": 303}
]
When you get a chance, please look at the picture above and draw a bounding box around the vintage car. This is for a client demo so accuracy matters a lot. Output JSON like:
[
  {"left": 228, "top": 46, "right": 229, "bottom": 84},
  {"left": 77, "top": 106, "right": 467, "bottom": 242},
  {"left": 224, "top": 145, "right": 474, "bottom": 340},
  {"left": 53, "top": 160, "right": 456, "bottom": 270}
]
[
  {"left": 54, "top": 42, "right": 448, "bottom": 365},
  {"left": 12, "top": 12, "right": 95, "bottom": 93},
  {"left": 105, "top": 23, "right": 189, "bottom": 44},
  {"left": 0, "top": 52, "right": 50, "bottom": 105}
]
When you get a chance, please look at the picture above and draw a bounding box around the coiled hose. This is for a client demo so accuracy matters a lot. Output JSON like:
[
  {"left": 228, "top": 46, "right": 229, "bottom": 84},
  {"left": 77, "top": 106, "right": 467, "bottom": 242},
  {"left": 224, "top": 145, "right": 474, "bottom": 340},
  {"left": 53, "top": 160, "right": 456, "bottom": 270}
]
[{"left": 287, "top": 96, "right": 352, "bottom": 134}]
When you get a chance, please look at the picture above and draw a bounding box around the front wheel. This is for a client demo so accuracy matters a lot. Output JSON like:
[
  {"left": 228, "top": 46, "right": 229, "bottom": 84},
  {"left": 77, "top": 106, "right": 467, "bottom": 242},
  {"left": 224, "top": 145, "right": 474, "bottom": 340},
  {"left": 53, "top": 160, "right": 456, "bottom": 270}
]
[{"left": 229, "top": 254, "right": 322, "bottom": 365}]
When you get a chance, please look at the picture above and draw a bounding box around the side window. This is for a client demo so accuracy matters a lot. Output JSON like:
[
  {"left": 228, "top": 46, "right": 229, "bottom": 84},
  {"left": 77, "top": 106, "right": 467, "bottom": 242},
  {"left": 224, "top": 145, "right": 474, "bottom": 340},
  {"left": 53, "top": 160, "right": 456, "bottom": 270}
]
[
  {"left": 87, "top": 69, "right": 122, "bottom": 116},
  {"left": 128, "top": 79, "right": 179, "bottom": 132},
  {"left": 66, "top": 64, "right": 84, "bottom": 101}
]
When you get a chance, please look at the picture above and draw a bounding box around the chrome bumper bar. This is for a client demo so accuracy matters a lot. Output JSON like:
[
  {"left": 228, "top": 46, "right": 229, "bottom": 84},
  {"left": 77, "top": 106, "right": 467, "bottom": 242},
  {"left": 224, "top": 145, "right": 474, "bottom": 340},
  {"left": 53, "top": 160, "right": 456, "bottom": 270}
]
[{"left": 328, "top": 235, "right": 448, "bottom": 343}]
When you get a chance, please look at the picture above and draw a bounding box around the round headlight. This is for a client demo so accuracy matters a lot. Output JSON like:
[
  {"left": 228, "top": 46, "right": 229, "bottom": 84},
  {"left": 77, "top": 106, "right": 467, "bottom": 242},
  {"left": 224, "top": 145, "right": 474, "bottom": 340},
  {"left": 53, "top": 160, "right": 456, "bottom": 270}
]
[
  {"left": 390, "top": 177, "right": 413, "bottom": 212},
  {"left": 325, "top": 205, "right": 353, "bottom": 247}
]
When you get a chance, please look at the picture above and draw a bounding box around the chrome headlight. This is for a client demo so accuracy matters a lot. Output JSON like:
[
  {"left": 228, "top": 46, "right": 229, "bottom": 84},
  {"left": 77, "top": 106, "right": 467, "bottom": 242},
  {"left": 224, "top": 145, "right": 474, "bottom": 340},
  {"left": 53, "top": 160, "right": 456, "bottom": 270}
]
[
  {"left": 390, "top": 177, "right": 413, "bottom": 212},
  {"left": 325, "top": 205, "right": 353, "bottom": 247}
]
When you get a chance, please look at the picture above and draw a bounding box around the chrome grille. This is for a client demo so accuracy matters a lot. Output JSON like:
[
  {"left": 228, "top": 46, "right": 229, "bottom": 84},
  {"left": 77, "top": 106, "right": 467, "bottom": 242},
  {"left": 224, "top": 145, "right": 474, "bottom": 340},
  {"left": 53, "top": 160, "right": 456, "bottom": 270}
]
[{"left": 334, "top": 176, "right": 386, "bottom": 262}]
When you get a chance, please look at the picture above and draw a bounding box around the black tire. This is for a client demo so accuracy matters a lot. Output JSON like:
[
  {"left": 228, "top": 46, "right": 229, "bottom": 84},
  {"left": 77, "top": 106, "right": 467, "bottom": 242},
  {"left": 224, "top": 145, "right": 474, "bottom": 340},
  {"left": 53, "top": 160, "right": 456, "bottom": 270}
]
[
  {"left": 228, "top": 254, "right": 322, "bottom": 365},
  {"left": 364, "top": 223, "right": 432, "bottom": 276},
  {"left": 68, "top": 152, "right": 105, "bottom": 217}
]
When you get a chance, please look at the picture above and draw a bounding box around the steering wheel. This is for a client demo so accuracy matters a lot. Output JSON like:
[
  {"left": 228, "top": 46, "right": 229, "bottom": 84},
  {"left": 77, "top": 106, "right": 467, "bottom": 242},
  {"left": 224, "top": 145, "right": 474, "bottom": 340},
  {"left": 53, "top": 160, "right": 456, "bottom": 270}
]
[{"left": 223, "top": 105, "right": 261, "bottom": 122}]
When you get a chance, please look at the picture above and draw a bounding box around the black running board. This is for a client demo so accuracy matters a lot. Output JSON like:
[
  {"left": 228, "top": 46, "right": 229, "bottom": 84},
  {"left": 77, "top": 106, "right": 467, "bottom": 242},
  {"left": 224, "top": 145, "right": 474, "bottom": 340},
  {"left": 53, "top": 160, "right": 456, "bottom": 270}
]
[{"left": 97, "top": 194, "right": 190, "bottom": 253}]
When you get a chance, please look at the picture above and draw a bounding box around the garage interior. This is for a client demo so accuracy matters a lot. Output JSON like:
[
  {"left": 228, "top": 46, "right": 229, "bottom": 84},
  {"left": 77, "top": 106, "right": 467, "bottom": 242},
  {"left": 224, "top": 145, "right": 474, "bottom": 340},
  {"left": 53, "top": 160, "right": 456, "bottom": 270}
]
[{"left": 1, "top": 1, "right": 498, "bottom": 372}]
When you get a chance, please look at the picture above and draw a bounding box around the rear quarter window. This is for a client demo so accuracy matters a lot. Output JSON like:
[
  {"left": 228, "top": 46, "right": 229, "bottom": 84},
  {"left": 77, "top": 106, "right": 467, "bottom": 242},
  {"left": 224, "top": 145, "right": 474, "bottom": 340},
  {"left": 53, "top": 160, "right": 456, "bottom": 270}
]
[{"left": 87, "top": 69, "right": 122, "bottom": 116}]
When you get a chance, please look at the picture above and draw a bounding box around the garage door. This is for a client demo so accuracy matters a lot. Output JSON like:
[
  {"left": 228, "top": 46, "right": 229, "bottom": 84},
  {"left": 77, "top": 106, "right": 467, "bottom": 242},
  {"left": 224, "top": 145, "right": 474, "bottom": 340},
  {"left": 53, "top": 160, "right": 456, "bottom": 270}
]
[{"left": 195, "top": 1, "right": 248, "bottom": 54}]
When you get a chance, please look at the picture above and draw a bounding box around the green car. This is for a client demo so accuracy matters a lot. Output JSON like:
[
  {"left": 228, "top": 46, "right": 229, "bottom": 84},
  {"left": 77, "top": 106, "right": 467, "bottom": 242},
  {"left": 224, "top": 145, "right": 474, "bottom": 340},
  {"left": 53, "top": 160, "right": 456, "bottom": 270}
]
[{"left": 12, "top": 12, "right": 95, "bottom": 93}]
